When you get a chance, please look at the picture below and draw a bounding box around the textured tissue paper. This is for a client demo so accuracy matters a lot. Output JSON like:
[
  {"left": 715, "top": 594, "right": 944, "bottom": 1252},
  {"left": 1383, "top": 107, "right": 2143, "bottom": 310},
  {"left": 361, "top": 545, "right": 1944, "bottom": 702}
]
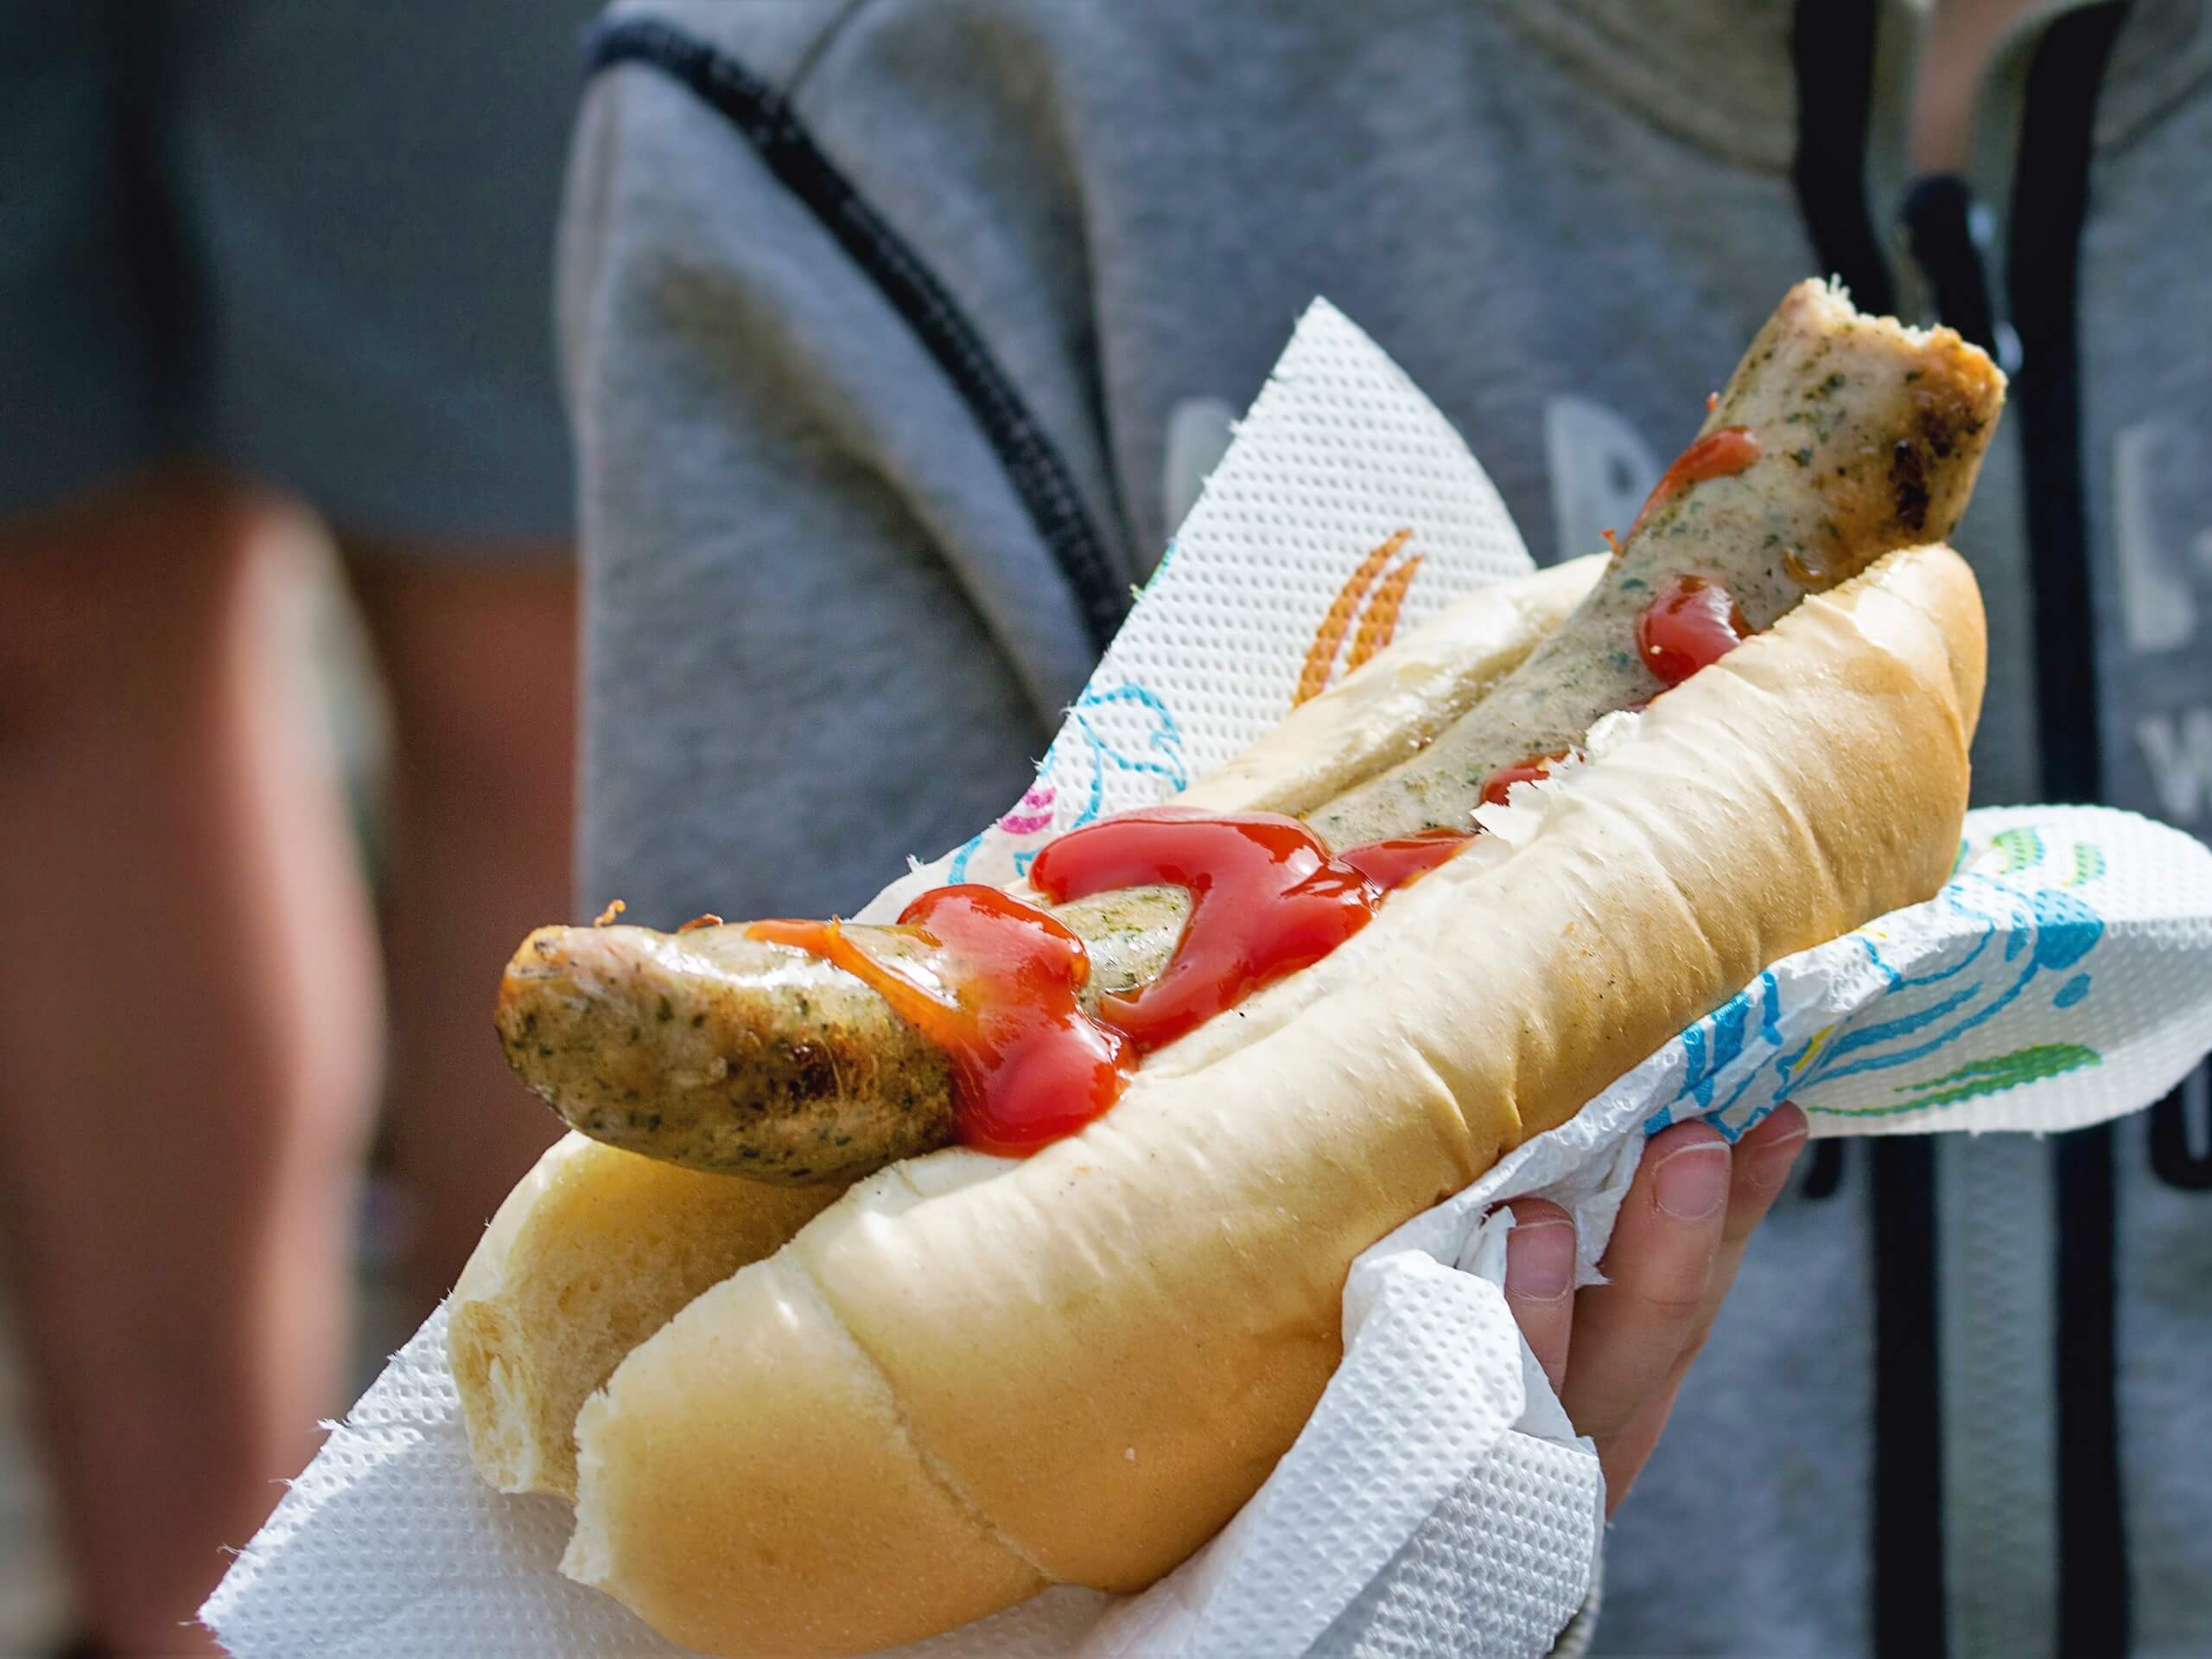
[{"left": 205, "top": 302, "right": 2212, "bottom": 1659}]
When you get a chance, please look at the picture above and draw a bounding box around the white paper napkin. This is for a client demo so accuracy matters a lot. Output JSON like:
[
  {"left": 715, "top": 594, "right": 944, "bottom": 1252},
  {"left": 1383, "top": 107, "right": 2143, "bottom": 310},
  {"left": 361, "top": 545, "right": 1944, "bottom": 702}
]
[{"left": 205, "top": 302, "right": 2212, "bottom": 1659}]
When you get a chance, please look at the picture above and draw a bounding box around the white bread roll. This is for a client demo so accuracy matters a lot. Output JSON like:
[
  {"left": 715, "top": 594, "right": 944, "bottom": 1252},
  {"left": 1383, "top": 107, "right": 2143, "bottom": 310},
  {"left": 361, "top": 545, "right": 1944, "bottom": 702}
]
[
  {"left": 450, "top": 554, "right": 1605, "bottom": 1500},
  {"left": 448, "top": 1134, "right": 840, "bottom": 1497},
  {"left": 558, "top": 543, "right": 1986, "bottom": 1656}
]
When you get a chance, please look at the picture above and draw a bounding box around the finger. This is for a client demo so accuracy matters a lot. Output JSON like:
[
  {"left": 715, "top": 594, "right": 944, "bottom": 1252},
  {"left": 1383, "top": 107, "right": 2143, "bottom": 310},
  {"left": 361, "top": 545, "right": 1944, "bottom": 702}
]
[
  {"left": 1560, "top": 1122, "right": 1731, "bottom": 1448},
  {"left": 1664, "top": 1103, "right": 1812, "bottom": 1370},
  {"left": 1596, "top": 1106, "right": 1810, "bottom": 1513},
  {"left": 1599, "top": 1342, "right": 1693, "bottom": 1513},
  {"left": 1502, "top": 1198, "right": 1576, "bottom": 1398},
  {"left": 1704, "top": 1102, "right": 1809, "bottom": 1305}
]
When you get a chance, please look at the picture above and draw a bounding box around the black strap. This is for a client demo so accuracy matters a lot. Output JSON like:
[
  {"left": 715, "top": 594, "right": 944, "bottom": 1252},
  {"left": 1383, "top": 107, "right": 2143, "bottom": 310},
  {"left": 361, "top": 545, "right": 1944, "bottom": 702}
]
[
  {"left": 585, "top": 17, "right": 1131, "bottom": 655},
  {"left": 1790, "top": 6, "right": 1945, "bottom": 1648},
  {"left": 1798, "top": 1137, "right": 1847, "bottom": 1200},
  {"left": 2007, "top": 7, "right": 2134, "bottom": 1650},
  {"left": 1867, "top": 1140, "right": 1948, "bottom": 1656},
  {"left": 2053, "top": 1123, "right": 2130, "bottom": 1653},
  {"left": 1901, "top": 175, "right": 1998, "bottom": 354},
  {"left": 2148, "top": 1062, "right": 2212, "bottom": 1190},
  {"left": 1789, "top": 0, "right": 1898, "bottom": 315},
  {"left": 2012, "top": 9, "right": 2121, "bottom": 809}
]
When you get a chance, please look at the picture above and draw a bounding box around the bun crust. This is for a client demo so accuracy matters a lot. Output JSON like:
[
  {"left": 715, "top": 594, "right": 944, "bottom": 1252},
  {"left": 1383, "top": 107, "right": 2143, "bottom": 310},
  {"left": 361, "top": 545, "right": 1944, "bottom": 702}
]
[{"left": 559, "top": 545, "right": 1986, "bottom": 1656}]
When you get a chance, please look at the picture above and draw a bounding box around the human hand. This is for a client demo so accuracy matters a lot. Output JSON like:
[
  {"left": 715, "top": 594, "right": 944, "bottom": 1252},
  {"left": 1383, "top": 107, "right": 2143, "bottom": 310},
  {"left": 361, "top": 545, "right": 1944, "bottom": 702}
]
[{"left": 1498, "top": 1103, "right": 1809, "bottom": 1513}]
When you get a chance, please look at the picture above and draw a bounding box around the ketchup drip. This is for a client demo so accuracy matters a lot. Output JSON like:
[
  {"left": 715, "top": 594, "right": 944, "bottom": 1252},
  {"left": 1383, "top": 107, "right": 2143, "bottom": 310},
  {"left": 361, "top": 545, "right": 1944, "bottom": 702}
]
[
  {"left": 752, "top": 810, "right": 1472, "bottom": 1154},
  {"left": 1336, "top": 824, "right": 1477, "bottom": 890},
  {"left": 1626, "top": 425, "right": 1759, "bottom": 539},
  {"left": 1635, "top": 574, "right": 1750, "bottom": 687},
  {"left": 749, "top": 887, "right": 1134, "bottom": 1157},
  {"left": 1478, "top": 753, "right": 1567, "bottom": 807}
]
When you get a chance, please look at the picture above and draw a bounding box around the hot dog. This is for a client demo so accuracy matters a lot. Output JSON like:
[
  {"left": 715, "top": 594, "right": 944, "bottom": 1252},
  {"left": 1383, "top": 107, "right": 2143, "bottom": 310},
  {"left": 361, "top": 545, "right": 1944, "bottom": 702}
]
[
  {"left": 454, "top": 283, "right": 1999, "bottom": 1657},
  {"left": 497, "top": 280, "right": 2000, "bottom": 1182}
]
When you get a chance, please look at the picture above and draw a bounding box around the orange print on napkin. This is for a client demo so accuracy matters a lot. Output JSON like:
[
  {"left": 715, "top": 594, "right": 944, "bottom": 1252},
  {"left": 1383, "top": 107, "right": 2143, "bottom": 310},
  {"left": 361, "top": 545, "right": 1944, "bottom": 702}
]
[{"left": 1294, "top": 528, "right": 1422, "bottom": 705}]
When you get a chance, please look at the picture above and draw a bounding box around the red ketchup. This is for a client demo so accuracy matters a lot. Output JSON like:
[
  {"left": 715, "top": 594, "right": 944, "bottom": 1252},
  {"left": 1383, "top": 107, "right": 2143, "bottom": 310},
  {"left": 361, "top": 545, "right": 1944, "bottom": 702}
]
[
  {"left": 1478, "top": 753, "right": 1567, "bottom": 807},
  {"left": 1336, "top": 825, "right": 1478, "bottom": 890},
  {"left": 748, "top": 887, "right": 1135, "bottom": 1156},
  {"left": 1626, "top": 425, "right": 1759, "bottom": 539},
  {"left": 753, "top": 810, "right": 1473, "bottom": 1154},
  {"left": 1636, "top": 573, "right": 1750, "bottom": 687}
]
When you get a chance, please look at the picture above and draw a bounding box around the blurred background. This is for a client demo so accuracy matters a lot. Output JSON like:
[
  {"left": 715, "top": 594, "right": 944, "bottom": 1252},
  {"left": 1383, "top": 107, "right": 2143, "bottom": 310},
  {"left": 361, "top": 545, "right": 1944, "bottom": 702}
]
[
  {"left": 0, "top": 525, "right": 416, "bottom": 1650},
  {"left": 0, "top": 515, "right": 476, "bottom": 1649},
  {"left": 0, "top": 3, "right": 600, "bottom": 1651}
]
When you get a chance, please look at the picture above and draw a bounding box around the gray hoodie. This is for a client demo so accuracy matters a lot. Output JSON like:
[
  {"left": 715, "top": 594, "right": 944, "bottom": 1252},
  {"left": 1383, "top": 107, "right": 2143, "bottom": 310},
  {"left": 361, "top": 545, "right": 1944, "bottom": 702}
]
[{"left": 560, "top": 2, "right": 2212, "bottom": 1652}]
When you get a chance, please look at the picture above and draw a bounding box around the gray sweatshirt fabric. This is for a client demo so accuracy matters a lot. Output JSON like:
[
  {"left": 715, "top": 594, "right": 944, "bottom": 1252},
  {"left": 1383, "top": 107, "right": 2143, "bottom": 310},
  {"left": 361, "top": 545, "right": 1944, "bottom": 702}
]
[{"left": 559, "top": 1, "right": 2212, "bottom": 1652}]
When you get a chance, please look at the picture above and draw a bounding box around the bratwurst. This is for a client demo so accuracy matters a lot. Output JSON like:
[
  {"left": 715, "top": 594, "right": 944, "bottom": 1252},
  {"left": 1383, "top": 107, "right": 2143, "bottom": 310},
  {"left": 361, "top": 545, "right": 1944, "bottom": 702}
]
[{"left": 499, "top": 281, "right": 2003, "bottom": 1180}]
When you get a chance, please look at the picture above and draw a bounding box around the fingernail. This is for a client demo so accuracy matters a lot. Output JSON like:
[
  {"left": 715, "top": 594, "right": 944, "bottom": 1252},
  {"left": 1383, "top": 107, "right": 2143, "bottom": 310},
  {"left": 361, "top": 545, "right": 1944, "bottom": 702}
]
[
  {"left": 1506, "top": 1218, "right": 1577, "bottom": 1301},
  {"left": 1653, "top": 1143, "right": 1731, "bottom": 1220},
  {"left": 1748, "top": 1126, "right": 1810, "bottom": 1191}
]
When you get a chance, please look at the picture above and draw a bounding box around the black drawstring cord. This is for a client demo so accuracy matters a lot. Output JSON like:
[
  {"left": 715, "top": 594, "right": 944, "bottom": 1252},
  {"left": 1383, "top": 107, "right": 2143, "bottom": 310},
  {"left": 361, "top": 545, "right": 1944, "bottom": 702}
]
[
  {"left": 2148, "top": 1069, "right": 2212, "bottom": 1190},
  {"left": 2006, "top": 4, "right": 2135, "bottom": 1650},
  {"left": 1900, "top": 175, "right": 1998, "bottom": 353},
  {"left": 585, "top": 18, "right": 1132, "bottom": 657},
  {"left": 1789, "top": 6, "right": 1946, "bottom": 1653}
]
